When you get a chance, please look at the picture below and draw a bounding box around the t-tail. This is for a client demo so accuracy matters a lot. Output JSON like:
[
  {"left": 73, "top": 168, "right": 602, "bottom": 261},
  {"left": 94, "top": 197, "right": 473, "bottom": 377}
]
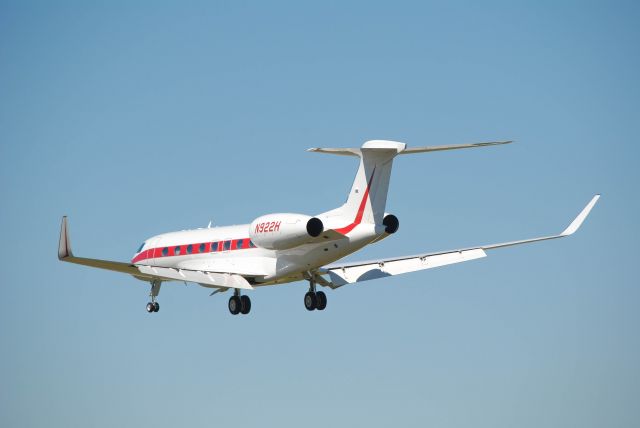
[{"left": 308, "top": 139, "right": 512, "bottom": 230}]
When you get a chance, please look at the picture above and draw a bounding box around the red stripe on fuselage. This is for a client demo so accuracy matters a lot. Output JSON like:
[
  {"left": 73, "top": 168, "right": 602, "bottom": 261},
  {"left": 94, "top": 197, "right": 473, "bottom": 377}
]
[
  {"left": 335, "top": 167, "right": 376, "bottom": 235},
  {"left": 131, "top": 238, "right": 254, "bottom": 264}
]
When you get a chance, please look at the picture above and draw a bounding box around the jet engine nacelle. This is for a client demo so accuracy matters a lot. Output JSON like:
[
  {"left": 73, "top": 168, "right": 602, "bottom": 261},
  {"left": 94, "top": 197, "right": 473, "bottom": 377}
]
[
  {"left": 249, "top": 213, "right": 324, "bottom": 250},
  {"left": 383, "top": 213, "right": 399, "bottom": 234}
]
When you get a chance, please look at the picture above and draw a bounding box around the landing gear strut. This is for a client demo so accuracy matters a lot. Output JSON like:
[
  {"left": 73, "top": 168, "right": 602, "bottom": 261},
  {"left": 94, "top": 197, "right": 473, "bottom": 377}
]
[
  {"left": 146, "top": 280, "right": 161, "bottom": 313},
  {"left": 304, "top": 278, "right": 327, "bottom": 311},
  {"left": 228, "top": 289, "right": 251, "bottom": 315}
]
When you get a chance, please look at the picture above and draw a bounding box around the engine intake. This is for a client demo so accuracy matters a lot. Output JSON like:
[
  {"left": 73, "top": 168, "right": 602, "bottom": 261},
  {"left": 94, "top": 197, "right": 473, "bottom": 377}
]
[
  {"left": 306, "top": 217, "right": 323, "bottom": 237},
  {"left": 383, "top": 214, "right": 399, "bottom": 234},
  {"left": 249, "top": 213, "right": 324, "bottom": 250}
]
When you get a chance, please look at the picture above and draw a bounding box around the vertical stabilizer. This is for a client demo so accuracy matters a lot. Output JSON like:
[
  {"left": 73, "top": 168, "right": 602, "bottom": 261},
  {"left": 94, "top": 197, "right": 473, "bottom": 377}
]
[
  {"left": 341, "top": 141, "right": 405, "bottom": 228},
  {"left": 309, "top": 140, "right": 405, "bottom": 231}
]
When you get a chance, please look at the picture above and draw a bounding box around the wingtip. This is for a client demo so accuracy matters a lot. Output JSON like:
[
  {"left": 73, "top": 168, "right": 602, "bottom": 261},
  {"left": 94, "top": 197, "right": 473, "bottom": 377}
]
[
  {"left": 58, "top": 216, "right": 73, "bottom": 260},
  {"left": 561, "top": 195, "right": 600, "bottom": 236}
]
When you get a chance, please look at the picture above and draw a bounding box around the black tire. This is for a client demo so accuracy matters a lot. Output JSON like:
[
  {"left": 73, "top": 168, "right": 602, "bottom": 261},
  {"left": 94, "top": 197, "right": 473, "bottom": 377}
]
[
  {"left": 153, "top": 302, "right": 160, "bottom": 312},
  {"left": 304, "top": 291, "right": 317, "bottom": 311},
  {"left": 228, "top": 296, "right": 241, "bottom": 315},
  {"left": 146, "top": 302, "right": 155, "bottom": 313},
  {"left": 316, "top": 291, "right": 327, "bottom": 311},
  {"left": 240, "top": 295, "right": 251, "bottom": 314}
]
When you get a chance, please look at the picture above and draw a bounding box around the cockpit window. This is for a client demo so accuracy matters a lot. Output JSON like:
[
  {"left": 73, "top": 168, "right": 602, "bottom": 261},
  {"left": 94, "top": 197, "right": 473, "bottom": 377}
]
[{"left": 137, "top": 243, "right": 145, "bottom": 253}]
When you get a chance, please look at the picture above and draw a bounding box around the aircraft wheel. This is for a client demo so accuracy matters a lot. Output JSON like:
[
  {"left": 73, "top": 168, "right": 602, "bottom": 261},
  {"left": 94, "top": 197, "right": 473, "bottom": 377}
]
[
  {"left": 146, "top": 302, "right": 155, "bottom": 313},
  {"left": 228, "top": 296, "right": 241, "bottom": 315},
  {"left": 153, "top": 302, "right": 160, "bottom": 312},
  {"left": 316, "top": 291, "right": 327, "bottom": 311},
  {"left": 240, "top": 295, "right": 251, "bottom": 315},
  {"left": 304, "top": 292, "right": 317, "bottom": 311}
]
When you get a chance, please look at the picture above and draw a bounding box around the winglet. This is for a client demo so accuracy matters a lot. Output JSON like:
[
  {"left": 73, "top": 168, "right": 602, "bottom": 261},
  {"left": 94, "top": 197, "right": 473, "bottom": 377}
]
[
  {"left": 561, "top": 194, "right": 600, "bottom": 236},
  {"left": 58, "top": 216, "right": 74, "bottom": 260}
]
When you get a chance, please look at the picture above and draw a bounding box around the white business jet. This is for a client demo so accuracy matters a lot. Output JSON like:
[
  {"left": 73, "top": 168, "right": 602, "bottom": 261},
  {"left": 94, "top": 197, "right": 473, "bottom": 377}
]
[{"left": 58, "top": 140, "right": 599, "bottom": 315}]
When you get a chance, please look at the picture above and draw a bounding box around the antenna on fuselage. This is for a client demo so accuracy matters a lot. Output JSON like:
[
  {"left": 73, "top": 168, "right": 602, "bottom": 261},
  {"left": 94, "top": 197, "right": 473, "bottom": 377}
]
[{"left": 207, "top": 220, "right": 212, "bottom": 228}]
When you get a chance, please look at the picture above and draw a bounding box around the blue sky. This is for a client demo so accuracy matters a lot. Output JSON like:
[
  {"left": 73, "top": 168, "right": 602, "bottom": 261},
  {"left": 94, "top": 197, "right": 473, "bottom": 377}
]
[{"left": 1, "top": 1, "right": 638, "bottom": 427}]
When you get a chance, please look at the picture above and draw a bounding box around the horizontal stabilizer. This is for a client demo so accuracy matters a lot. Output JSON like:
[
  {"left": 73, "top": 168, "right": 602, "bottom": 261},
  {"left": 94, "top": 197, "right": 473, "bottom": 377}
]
[
  {"left": 307, "top": 140, "right": 512, "bottom": 157},
  {"left": 399, "top": 140, "right": 512, "bottom": 155},
  {"left": 306, "top": 147, "right": 361, "bottom": 157}
]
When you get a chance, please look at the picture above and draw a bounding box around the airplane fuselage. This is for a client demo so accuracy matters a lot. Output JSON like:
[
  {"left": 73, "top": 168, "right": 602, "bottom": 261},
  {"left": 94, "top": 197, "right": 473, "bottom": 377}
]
[{"left": 130, "top": 220, "right": 385, "bottom": 287}]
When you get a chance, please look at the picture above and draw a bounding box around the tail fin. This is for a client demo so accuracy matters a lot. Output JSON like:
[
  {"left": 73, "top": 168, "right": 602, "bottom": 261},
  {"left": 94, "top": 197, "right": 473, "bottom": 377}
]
[
  {"left": 309, "top": 140, "right": 405, "bottom": 228},
  {"left": 308, "top": 139, "right": 511, "bottom": 230}
]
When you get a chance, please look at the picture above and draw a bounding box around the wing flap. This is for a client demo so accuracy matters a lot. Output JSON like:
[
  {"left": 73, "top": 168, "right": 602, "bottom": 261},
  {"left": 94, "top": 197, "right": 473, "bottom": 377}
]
[
  {"left": 326, "top": 249, "right": 486, "bottom": 287},
  {"left": 136, "top": 265, "right": 253, "bottom": 290}
]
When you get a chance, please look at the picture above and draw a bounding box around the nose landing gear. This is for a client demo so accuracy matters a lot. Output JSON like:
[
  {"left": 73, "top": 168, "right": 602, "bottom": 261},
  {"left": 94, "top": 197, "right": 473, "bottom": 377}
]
[{"left": 146, "top": 280, "right": 161, "bottom": 313}]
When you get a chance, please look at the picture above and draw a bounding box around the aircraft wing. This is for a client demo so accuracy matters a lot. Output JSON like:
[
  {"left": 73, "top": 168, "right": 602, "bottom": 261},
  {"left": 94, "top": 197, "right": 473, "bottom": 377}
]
[
  {"left": 58, "top": 217, "right": 253, "bottom": 290},
  {"left": 318, "top": 195, "right": 600, "bottom": 288}
]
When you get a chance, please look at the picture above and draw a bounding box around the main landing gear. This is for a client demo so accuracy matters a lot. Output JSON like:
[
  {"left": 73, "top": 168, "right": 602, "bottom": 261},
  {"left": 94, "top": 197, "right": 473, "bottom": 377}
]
[
  {"left": 304, "top": 279, "right": 327, "bottom": 311},
  {"left": 146, "top": 280, "right": 161, "bottom": 313},
  {"left": 228, "top": 289, "right": 251, "bottom": 315}
]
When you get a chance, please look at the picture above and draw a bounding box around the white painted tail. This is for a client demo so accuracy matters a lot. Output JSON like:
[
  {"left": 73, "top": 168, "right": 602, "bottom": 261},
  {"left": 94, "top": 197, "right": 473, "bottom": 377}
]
[
  {"left": 342, "top": 140, "right": 405, "bottom": 226},
  {"left": 310, "top": 140, "right": 405, "bottom": 229},
  {"left": 308, "top": 139, "right": 512, "bottom": 232}
]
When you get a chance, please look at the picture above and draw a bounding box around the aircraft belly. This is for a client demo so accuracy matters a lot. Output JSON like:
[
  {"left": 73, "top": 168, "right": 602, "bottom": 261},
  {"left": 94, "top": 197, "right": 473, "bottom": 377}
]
[
  {"left": 142, "top": 252, "right": 276, "bottom": 277},
  {"left": 269, "top": 226, "right": 379, "bottom": 280}
]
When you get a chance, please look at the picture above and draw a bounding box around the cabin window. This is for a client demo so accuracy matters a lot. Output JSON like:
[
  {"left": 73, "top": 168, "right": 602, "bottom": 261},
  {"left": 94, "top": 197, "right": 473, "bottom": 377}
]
[
  {"left": 249, "top": 240, "right": 256, "bottom": 248},
  {"left": 236, "top": 239, "right": 244, "bottom": 249},
  {"left": 211, "top": 242, "right": 217, "bottom": 252},
  {"left": 162, "top": 247, "right": 168, "bottom": 256},
  {"left": 223, "top": 241, "right": 231, "bottom": 251},
  {"left": 199, "top": 243, "right": 205, "bottom": 253},
  {"left": 175, "top": 246, "right": 181, "bottom": 256},
  {"left": 186, "top": 244, "right": 193, "bottom": 254}
]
